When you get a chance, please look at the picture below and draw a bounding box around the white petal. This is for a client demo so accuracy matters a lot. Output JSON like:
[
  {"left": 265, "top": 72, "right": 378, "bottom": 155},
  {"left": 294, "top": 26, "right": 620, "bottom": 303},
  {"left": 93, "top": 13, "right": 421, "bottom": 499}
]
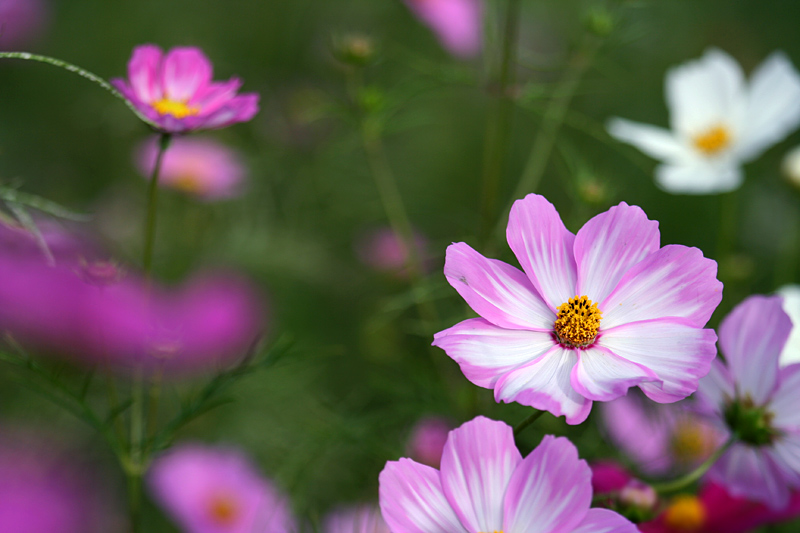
[
  {"left": 606, "top": 118, "right": 688, "bottom": 162},
  {"left": 571, "top": 346, "right": 658, "bottom": 402},
  {"left": 655, "top": 162, "right": 743, "bottom": 194},
  {"left": 778, "top": 285, "right": 800, "bottom": 367}
]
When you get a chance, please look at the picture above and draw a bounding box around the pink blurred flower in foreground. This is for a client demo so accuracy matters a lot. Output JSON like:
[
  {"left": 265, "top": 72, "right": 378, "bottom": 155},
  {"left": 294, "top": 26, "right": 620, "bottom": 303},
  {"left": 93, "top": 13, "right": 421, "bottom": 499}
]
[
  {"left": 111, "top": 45, "right": 259, "bottom": 133},
  {"left": 149, "top": 444, "right": 295, "bottom": 533},
  {"left": 601, "top": 391, "right": 724, "bottom": 476},
  {"left": 694, "top": 295, "right": 800, "bottom": 509},
  {"left": 0, "top": 0, "right": 48, "bottom": 50},
  {"left": 355, "top": 226, "right": 430, "bottom": 277},
  {"left": 433, "top": 194, "right": 722, "bottom": 424},
  {"left": 403, "top": 0, "right": 483, "bottom": 58},
  {"left": 406, "top": 416, "right": 453, "bottom": 468},
  {"left": 135, "top": 136, "right": 247, "bottom": 200},
  {"left": 324, "top": 505, "right": 389, "bottom": 533},
  {"left": 0, "top": 255, "right": 263, "bottom": 374},
  {"left": 380, "top": 416, "right": 637, "bottom": 533}
]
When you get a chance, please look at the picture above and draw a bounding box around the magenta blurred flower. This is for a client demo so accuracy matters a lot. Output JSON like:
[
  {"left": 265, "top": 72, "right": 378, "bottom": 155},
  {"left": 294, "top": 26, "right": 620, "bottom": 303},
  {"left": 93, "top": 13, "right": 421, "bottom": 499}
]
[
  {"left": 355, "top": 226, "right": 430, "bottom": 277},
  {"left": 0, "top": 256, "right": 264, "bottom": 374},
  {"left": 380, "top": 416, "right": 637, "bottom": 533},
  {"left": 433, "top": 194, "right": 722, "bottom": 424},
  {"left": 111, "top": 45, "right": 259, "bottom": 133},
  {"left": 0, "top": 220, "right": 98, "bottom": 266},
  {"left": 324, "top": 505, "right": 389, "bottom": 533},
  {"left": 135, "top": 136, "right": 247, "bottom": 200},
  {"left": 406, "top": 416, "right": 452, "bottom": 468},
  {"left": 0, "top": 0, "right": 48, "bottom": 50},
  {"left": 149, "top": 444, "right": 295, "bottom": 533},
  {"left": 695, "top": 295, "right": 800, "bottom": 509},
  {"left": 403, "top": 0, "right": 483, "bottom": 58},
  {"left": 600, "top": 392, "right": 724, "bottom": 476}
]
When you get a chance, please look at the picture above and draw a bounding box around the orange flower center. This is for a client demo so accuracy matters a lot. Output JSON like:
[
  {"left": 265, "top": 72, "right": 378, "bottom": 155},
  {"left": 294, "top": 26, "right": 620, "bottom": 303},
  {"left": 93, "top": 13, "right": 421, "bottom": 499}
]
[
  {"left": 554, "top": 295, "right": 602, "bottom": 347},
  {"left": 663, "top": 495, "right": 706, "bottom": 531},
  {"left": 207, "top": 494, "right": 239, "bottom": 526},
  {"left": 152, "top": 98, "right": 200, "bottom": 119},
  {"left": 692, "top": 124, "right": 731, "bottom": 155},
  {"left": 671, "top": 421, "right": 716, "bottom": 466}
]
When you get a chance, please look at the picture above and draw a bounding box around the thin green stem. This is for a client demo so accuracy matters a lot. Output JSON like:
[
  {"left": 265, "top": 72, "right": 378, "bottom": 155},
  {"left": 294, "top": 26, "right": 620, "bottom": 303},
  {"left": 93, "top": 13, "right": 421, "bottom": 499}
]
[
  {"left": 142, "top": 133, "right": 171, "bottom": 277},
  {"left": 0, "top": 51, "right": 159, "bottom": 129},
  {"left": 479, "top": 0, "right": 522, "bottom": 246},
  {"left": 514, "top": 409, "right": 545, "bottom": 436},
  {"left": 651, "top": 438, "right": 735, "bottom": 494},
  {"left": 128, "top": 367, "right": 145, "bottom": 532},
  {"left": 127, "top": 469, "right": 143, "bottom": 533},
  {"left": 494, "top": 36, "right": 601, "bottom": 240}
]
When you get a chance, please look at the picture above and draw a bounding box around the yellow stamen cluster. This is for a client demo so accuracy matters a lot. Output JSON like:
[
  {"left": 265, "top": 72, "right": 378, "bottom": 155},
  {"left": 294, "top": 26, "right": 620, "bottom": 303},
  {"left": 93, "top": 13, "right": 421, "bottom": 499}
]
[
  {"left": 554, "top": 296, "right": 602, "bottom": 347},
  {"left": 208, "top": 495, "right": 239, "bottom": 526},
  {"left": 692, "top": 125, "right": 731, "bottom": 155},
  {"left": 152, "top": 98, "right": 200, "bottom": 119},
  {"left": 663, "top": 495, "right": 706, "bottom": 531},
  {"left": 671, "top": 421, "right": 715, "bottom": 466}
]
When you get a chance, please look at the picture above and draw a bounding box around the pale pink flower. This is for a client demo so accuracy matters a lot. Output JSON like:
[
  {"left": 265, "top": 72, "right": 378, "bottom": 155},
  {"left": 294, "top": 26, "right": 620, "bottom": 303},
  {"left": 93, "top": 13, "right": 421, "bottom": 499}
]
[
  {"left": 403, "top": 0, "right": 483, "bottom": 58},
  {"left": 406, "top": 416, "right": 452, "bottom": 468},
  {"left": 434, "top": 194, "right": 722, "bottom": 424},
  {"left": 355, "top": 227, "right": 430, "bottom": 277},
  {"left": 380, "top": 416, "right": 637, "bottom": 533},
  {"left": 324, "top": 505, "right": 389, "bottom": 533},
  {"left": 0, "top": 0, "right": 48, "bottom": 49}
]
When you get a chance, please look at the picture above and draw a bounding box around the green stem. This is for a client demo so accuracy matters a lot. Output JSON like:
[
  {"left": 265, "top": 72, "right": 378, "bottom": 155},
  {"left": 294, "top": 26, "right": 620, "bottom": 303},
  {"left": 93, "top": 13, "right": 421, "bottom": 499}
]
[
  {"left": 494, "top": 35, "right": 600, "bottom": 239},
  {"left": 127, "top": 468, "right": 143, "bottom": 533},
  {"left": 142, "top": 133, "right": 171, "bottom": 277},
  {"left": 514, "top": 409, "right": 545, "bottom": 436},
  {"left": 128, "top": 367, "right": 145, "bottom": 532},
  {"left": 0, "top": 51, "right": 159, "bottom": 129},
  {"left": 651, "top": 438, "right": 735, "bottom": 494},
  {"left": 479, "top": 0, "right": 522, "bottom": 246}
]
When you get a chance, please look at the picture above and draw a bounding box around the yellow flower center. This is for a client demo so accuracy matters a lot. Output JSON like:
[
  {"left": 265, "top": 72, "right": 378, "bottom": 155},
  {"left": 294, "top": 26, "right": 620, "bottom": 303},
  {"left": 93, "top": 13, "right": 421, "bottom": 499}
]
[
  {"left": 152, "top": 98, "right": 200, "bottom": 119},
  {"left": 663, "top": 495, "right": 706, "bottom": 531},
  {"left": 207, "top": 494, "right": 239, "bottom": 526},
  {"left": 671, "top": 421, "right": 715, "bottom": 466},
  {"left": 692, "top": 124, "right": 731, "bottom": 155},
  {"left": 554, "top": 295, "right": 602, "bottom": 347},
  {"left": 172, "top": 174, "right": 206, "bottom": 195}
]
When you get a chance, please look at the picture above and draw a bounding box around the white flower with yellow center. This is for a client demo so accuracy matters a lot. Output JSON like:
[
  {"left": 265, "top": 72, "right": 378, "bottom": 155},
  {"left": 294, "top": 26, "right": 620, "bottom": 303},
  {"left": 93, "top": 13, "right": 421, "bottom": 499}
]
[{"left": 608, "top": 49, "right": 800, "bottom": 194}]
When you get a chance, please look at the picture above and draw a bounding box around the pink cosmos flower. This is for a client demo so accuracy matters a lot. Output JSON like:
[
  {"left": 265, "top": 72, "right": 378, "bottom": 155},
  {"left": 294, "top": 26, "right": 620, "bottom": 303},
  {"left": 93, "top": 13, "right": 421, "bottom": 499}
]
[
  {"left": 403, "top": 0, "right": 483, "bottom": 58},
  {"left": 135, "top": 136, "right": 247, "bottom": 200},
  {"left": 148, "top": 444, "right": 295, "bottom": 533},
  {"left": 379, "top": 416, "right": 637, "bottom": 533},
  {"left": 600, "top": 392, "right": 724, "bottom": 476},
  {"left": 0, "top": 255, "right": 264, "bottom": 374},
  {"left": 355, "top": 226, "right": 431, "bottom": 277},
  {"left": 406, "top": 416, "right": 453, "bottom": 468},
  {"left": 433, "top": 194, "right": 722, "bottom": 424},
  {"left": 111, "top": 45, "right": 259, "bottom": 133},
  {"left": 324, "top": 505, "right": 389, "bottom": 533},
  {"left": 695, "top": 294, "right": 800, "bottom": 509},
  {"left": 0, "top": 0, "right": 48, "bottom": 50}
]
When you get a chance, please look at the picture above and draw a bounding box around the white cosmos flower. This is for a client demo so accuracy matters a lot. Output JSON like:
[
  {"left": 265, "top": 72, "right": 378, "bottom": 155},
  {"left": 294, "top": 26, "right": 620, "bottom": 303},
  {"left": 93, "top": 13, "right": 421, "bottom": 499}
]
[
  {"left": 608, "top": 48, "right": 800, "bottom": 194},
  {"left": 777, "top": 284, "right": 800, "bottom": 366}
]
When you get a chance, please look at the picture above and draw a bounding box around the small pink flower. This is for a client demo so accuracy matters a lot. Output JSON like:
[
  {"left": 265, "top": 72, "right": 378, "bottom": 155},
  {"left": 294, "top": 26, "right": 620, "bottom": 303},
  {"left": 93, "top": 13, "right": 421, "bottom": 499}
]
[
  {"left": 0, "top": 0, "right": 48, "bottom": 50},
  {"left": 380, "top": 416, "right": 637, "bottom": 533},
  {"left": 433, "top": 194, "right": 722, "bottom": 424},
  {"left": 149, "top": 444, "right": 295, "bottom": 533},
  {"left": 135, "top": 136, "right": 246, "bottom": 200},
  {"left": 324, "top": 505, "right": 389, "bottom": 533},
  {"left": 112, "top": 45, "right": 259, "bottom": 133},
  {"left": 404, "top": 0, "right": 483, "bottom": 58},
  {"left": 355, "top": 226, "right": 430, "bottom": 277},
  {"left": 695, "top": 295, "right": 800, "bottom": 509},
  {"left": 406, "top": 416, "right": 452, "bottom": 468}
]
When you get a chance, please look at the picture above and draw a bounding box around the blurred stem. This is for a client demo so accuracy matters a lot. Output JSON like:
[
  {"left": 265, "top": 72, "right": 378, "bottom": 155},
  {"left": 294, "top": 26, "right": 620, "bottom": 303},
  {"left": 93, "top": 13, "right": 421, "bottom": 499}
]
[
  {"left": 494, "top": 35, "right": 601, "bottom": 240},
  {"left": 128, "top": 367, "right": 145, "bottom": 533},
  {"left": 127, "top": 469, "right": 143, "bottom": 533},
  {"left": 146, "top": 366, "right": 164, "bottom": 447},
  {"left": 514, "top": 409, "right": 544, "bottom": 436},
  {"left": 651, "top": 437, "right": 735, "bottom": 494},
  {"left": 479, "top": 0, "right": 522, "bottom": 246},
  {"left": 142, "top": 133, "right": 172, "bottom": 277}
]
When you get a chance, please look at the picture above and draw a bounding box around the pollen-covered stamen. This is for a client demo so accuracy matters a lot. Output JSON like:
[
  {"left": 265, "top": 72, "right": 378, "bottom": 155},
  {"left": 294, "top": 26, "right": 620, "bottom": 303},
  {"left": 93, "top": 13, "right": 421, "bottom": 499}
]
[
  {"left": 663, "top": 495, "right": 706, "bottom": 531},
  {"left": 554, "top": 295, "right": 602, "bottom": 348},
  {"left": 692, "top": 124, "right": 732, "bottom": 155},
  {"left": 152, "top": 98, "right": 201, "bottom": 119}
]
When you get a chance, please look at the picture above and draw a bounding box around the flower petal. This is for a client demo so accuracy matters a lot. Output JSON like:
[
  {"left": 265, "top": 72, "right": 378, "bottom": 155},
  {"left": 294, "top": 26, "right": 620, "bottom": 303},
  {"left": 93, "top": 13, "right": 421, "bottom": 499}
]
[
  {"left": 379, "top": 458, "right": 467, "bottom": 533},
  {"left": 439, "top": 417, "right": 522, "bottom": 533},
  {"left": 654, "top": 162, "right": 744, "bottom": 195},
  {"left": 502, "top": 435, "right": 591, "bottom": 533},
  {"left": 569, "top": 508, "right": 638, "bottom": 533},
  {"left": 192, "top": 93, "right": 260, "bottom": 130},
  {"left": 695, "top": 359, "right": 736, "bottom": 416},
  {"left": 778, "top": 285, "right": 800, "bottom": 367},
  {"left": 601, "top": 244, "right": 722, "bottom": 329},
  {"left": 770, "top": 363, "right": 800, "bottom": 430},
  {"left": 666, "top": 48, "right": 746, "bottom": 136},
  {"left": 574, "top": 202, "right": 660, "bottom": 304},
  {"left": 719, "top": 295, "right": 789, "bottom": 405},
  {"left": 709, "top": 443, "right": 791, "bottom": 510},
  {"left": 432, "top": 318, "right": 554, "bottom": 389},
  {"left": 161, "top": 47, "right": 213, "bottom": 101},
  {"left": 606, "top": 118, "right": 688, "bottom": 162},
  {"left": 571, "top": 346, "right": 658, "bottom": 402},
  {"left": 191, "top": 78, "right": 243, "bottom": 113},
  {"left": 506, "top": 194, "right": 577, "bottom": 310},
  {"left": 738, "top": 52, "right": 800, "bottom": 161},
  {"left": 127, "top": 44, "right": 163, "bottom": 103},
  {"left": 443, "top": 242, "right": 555, "bottom": 330},
  {"left": 598, "top": 318, "right": 718, "bottom": 403},
  {"left": 494, "top": 346, "right": 592, "bottom": 424}
]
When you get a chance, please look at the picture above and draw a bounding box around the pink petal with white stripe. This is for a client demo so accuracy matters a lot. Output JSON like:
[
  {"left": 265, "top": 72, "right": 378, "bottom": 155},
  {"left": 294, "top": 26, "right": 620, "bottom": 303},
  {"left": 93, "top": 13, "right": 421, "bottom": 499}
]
[
  {"left": 709, "top": 443, "right": 792, "bottom": 510},
  {"left": 771, "top": 364, "right": 800, "bottom": 430},
  {"left": 507, "top": 194, "right": 577, "bottom": 310},
  {"left": 432, "top": 319, "right": 554, "bottom": 388},
  {"left": 574, "top": 202, "right": 660, "bottom": 304},
  {"left": 439, "top": 417, "right": 521, "bottom": 533},
  {"left": 571, "top": 346, "right": 658, "bottom": 402},
  {"left": 443, "top": 242, "right": 555, "bottom": 330},
  {"left": 569, "top": 508, "right": 638, "bottom": 533},
  {"left": 128, "top": 44, "right": 163, "bottom": 103},
  {"left": 695, "top": 359, "right": 735, "bottom": 417},
  {"left": 161, "top": 47, "right": 213, "bottom": 101}
]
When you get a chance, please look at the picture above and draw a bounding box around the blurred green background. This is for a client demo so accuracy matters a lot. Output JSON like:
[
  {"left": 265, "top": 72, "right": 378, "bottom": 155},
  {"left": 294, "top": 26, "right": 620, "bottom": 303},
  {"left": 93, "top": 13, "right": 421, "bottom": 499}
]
[{"left": 2, "top": 0, "right": 800, "bottom": 531}]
